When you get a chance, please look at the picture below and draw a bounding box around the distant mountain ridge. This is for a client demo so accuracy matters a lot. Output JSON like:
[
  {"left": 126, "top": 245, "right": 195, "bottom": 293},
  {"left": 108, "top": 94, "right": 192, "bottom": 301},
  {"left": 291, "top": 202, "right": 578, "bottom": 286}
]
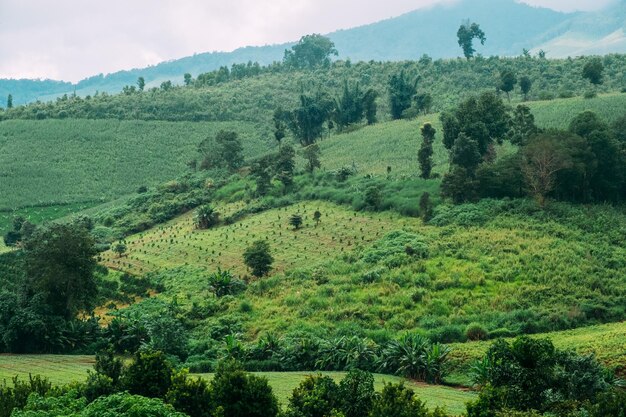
[{"left": 1, "top": 0, "right": 625, "bottom": 106}]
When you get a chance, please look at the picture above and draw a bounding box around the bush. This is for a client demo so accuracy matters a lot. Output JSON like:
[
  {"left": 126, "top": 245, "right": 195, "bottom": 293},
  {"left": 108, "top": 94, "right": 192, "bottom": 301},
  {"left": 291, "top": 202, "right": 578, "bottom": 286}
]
[
  {"left": 210, "top": 361, "right": 279, "bottom": 417},
  {"left": 370, "top": 383, "right": 430, "bottom": 417},
  {"left": 123, "top": 350, "right": 174, "bottom": 399},
  {"left": 465, "top": 323, "right": 489, "bottom": 341},
  {"left": 287, "top": 374, "right": 338, "bottom": 417},
  {"left": 165, "top": 369, "right": 212, "bottom": 417}
]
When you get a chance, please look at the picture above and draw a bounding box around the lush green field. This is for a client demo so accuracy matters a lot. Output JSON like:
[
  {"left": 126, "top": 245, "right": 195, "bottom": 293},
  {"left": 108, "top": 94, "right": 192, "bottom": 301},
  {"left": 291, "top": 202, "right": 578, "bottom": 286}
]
[
  {"left": 198, "top": 372, "right": 475, "bottom": 415},
  {"left": 528, "top": 93, "right": 626, "bottom": 129},
  {"left": 0, "top": 355, "right": 95, "bottom": 386},
  {"left": 102, "top": 198, "right": 626, "bottom": 345},
  {"left": 0, "top": 119, "right": 266, "bottom": 212}
]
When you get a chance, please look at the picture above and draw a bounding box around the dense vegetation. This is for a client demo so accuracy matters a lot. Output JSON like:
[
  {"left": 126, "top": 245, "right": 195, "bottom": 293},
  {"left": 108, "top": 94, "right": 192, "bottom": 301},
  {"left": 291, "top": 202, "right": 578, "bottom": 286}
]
[{"left": 1, "top": 32, "right": 625, "bottom": 417}]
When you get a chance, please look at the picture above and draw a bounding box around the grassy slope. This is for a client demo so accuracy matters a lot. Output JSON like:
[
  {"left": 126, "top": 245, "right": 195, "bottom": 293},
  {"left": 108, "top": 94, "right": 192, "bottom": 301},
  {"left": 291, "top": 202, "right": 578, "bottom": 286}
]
[
  {"left": 100, "top": 201, "right": 417, "bottom": 277},
  {"left": 0, "top": 119, "right": 267, "bottom": 211},
  {"left": 100, "top": 198, "right": 625, "bottom": 350}
]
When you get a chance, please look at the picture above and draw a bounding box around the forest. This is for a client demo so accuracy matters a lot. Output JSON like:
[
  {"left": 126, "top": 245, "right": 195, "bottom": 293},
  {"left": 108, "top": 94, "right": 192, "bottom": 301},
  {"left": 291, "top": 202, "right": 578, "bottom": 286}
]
[{"left": 0, "top": 29, "right": 625, "bottom": 417}]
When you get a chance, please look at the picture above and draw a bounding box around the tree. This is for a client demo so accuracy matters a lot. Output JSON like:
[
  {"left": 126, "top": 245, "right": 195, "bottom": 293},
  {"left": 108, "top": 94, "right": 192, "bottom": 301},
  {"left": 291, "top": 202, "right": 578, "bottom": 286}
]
[
  {"left": 112, "top": 242, "right": 127, "bottom": 258},
  {"left": 23, "top": 223, "right": 98, "bottom": 319},
  {"left": 183, "top": 73, "right": 193, "bottom": 86},
  {"left": 303, "top": 144, "right": 321, "bottom": 173},
  {"left": 273, "top": 108, "right": 288, "bottom": 147},
  {"left": 289, "top": 214, "right": 303, "bottom": 230},
  {"left": 370, "top": 383, "right": 430, "bottom": 417},
  {"left": 419, "top": 193, "right": 434, "bottom": 222},
  {"left": 123, "top": 350, "right": 174, "bottom": 399},
  {"left": 160, "top": 80, "right": 173, "bottom": 91},
  {"left": 389, "top": 71, "right": 417, "bottom": 120},
  {"left": 508, "top": 105, "right": 540, "bottom": 146},
  {"left": 288, "top": 93, "right": 333, "bottom": 146},
  {"left": 338, "top": 370, "right": 375, "bottom": 417},
  {"left": 198, "top": 130, "right": 244, "bottom": 171},
  {"left": 287, "top": 374, "right": 338, "bottom": 417},
  {"left": 243, "top": 240, "right": 274, "bottom": 277},
  {"left": 335, "top": 81, "right": 365, "bottom": 129},
  {"left": 283, "top": 34, "right": 338, "bottom": 69},
  {"left": 313, "top": 210, "right": 322, "bottom": 226},
  {"left": 275, "top": 144, "right": 296, "bottom": 188},
  {"left": 165, "top": 369, "right": 212, "bottom": 417},
  {"left": 6, "top": 94, "right": 13, "bottom": 109},
  {"left": 414, "top": 92, "right": 433, "bottom": 115},
  {"left": 137, "top": 77, "right": 145, "bottom": 91},
  {"left": 451, "top": 133, "right": 482, "bottom": 173},
  {"left": 250, "top": 155, "right": 275, "bottom": 197},
  {"left": 208, "top": 268, "right": 246, "bottom": 298},
  {"left": 499, "top": 69, "right": 517, "bottom": 102},
  {"left": 457, "top": 21, "right": 486, "bottom": 59},
  {"left": 210, "top": 361, "right": 279, "bottom": 417},
  {"left": 521, "top": 133, "right": 574, "bottom": 207},
  {"left": 582, "top": 58, "right": 604, "bottom": 86},
  {"left": 519, "top": 75, "right": 532, "bottom": 101},
  {"left": 364, "top": 186, "right": 382, "bottom": 210},
  {"left": 363, "top": 89, "right": 379, "bottom": 125},
  {"left": 418, "top": 123, "right": 436, "bottom": 179},
  {"left": 194, "top": 206, "right": 219, "bottom": 230}
]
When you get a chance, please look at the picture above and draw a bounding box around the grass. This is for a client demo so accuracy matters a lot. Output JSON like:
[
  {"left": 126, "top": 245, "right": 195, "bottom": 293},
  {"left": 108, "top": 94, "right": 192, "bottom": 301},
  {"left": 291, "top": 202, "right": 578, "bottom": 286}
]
[
  {"left": 0, "top": 119, "right": 267, "bottom": 211},
  {"left": 527, "top": 93, "right": 626, "bottom": 129},
  {"left": 101, "top": 198, "right": 626, "bottom": 347},
  {"left": 100, "top": 200, "right": 419, "bottom": 278},
  {"left": 0, "top": 355, "right": 95, "bottom": 386},
  {"left": 197, "top": 372, "right": 475, "bottom": 415}
]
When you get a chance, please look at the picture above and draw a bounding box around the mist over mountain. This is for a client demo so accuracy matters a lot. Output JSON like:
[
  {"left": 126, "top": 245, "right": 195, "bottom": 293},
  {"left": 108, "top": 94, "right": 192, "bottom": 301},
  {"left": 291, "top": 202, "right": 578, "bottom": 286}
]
[{"left": 1, "top": 0, "right": 624, "bottom": 105}]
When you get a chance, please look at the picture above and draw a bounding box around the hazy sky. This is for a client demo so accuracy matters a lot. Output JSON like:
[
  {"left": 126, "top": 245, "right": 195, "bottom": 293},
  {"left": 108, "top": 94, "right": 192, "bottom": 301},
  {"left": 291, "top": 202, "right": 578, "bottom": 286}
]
[{"left": 0, "top": 0, "right": 617, "bottom": 82}]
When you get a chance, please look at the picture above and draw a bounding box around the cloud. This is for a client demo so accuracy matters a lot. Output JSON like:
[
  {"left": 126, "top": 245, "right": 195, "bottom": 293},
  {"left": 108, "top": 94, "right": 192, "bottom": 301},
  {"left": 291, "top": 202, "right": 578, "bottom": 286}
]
[{"left": 0, "top": 0, "right": 615, "bottom": 82}]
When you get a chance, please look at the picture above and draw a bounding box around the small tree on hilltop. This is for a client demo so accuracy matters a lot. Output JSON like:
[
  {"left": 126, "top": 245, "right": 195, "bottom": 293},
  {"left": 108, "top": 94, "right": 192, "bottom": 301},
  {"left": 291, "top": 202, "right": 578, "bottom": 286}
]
[
  {"left": 243, "top": 240, "right": 274, "bottom": 278},
  {"left": 457, "top": 21, "right": 486, "bottom": 60},
  {"left": 289, "top": 214, "right": 303, "bottom": 230}
]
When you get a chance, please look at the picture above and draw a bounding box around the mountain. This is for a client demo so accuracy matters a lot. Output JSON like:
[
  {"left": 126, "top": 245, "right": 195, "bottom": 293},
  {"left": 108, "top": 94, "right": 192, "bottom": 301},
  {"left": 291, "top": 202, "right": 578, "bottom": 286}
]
[{"left": 1, "top": 0, "right": 624, "bottom": 106}]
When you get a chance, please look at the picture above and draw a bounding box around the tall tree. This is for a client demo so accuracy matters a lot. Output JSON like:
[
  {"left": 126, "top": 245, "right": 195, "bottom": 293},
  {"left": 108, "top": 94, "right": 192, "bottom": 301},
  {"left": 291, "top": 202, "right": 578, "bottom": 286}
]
[
  {"left": 198, "top": 130, "right": 244, "bottom": 171},
  {"left": 457, "top": 22, "right": 486, "bottom": 59},
  {"left": 137, "top": 77, "right": 145, "bottom": 91},
  {"left": 519, "top": 75, "right": 532, "bottom": 101},
  {"left": 389, "top": 71, "right": 417, "bottom": 120},
  {"left": 508, "top": 105, "right": 540, "bottom": 146},
  {"left": 23, "top": 223, "right": 98, "bottom": 319},
  {"left": 363, "top": 89, "right": 379, "bottom": 125},
  {"left": 183, "top": 73, "right": 193, "bottom": 86},
  {"left": 303, "top": 144, "right": 321, "bottom": 173},
  {"left": 6, "top": 94, "right": 13, "bottom": 109},
  {"left": 418, "top": 123, "right": 436, "bottom": 179},
  {"left": 273, "top": 108, "right": 288, "bottom": 147},
  {"left": 275, "top": 144, "right": 296, "bottom": 188},
  {"left": 499, "top": 69, "right": 517, "bottom": 102},
  {"left": 582, "top": 58, "right": 604, "bottom": 86},
  {"left": 287, "top": 93, "right": 332, "bottom": 146},
  {"left": 283, "top": 34, "right": 338, "bottom": 69}
]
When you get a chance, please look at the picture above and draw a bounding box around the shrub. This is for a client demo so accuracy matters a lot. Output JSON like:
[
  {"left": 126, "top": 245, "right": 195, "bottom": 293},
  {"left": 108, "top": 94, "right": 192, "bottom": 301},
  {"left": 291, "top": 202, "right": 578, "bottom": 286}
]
[
  {"left": 287, "top": 374, "right": 339, "bottom": 417},
  {"left": 337, "top": 370, "right": 375, "bottom": 417},
  {"left": 165, "top": 369, "right": 212, "bottom": 417},
  {"left": 369, "top": 383, "right": 430, "bottom": 417},
  {"left": 243, "top": 240, "right": 274, "bottom": 278},
  {"left": 123, "top": 350, "right": 174, "bottom": 399},
  {"left": 210, "top": 361, "right": 279, "bottom": 417},
  {"left": 465, "top": 323, "right": 489, "bottom": 341}
]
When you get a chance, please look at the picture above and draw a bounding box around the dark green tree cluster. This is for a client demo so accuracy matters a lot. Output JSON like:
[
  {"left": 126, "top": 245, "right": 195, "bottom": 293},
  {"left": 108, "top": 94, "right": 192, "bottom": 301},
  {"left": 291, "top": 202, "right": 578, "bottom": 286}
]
[
  {"left": 334, "top": 81, "right": 379, "bottom": 129},
  {"left": 198, "top": 130, "right": 244, "bottom": 171},
  {"left": 250, "top": 144, "right": 297, "bottom": 196},
  {"left": 0, "top": 223, "right": 100, "bottom": 353},
  {"left": 440, "top": 92, "right": 509, "bottom": 202},
  {"left": 467, "top": 337, "right": 622, "bottom": 417},
  {"left": 388, "top": 70, "right": 418, "bottom": 120},
  {"left": 2, "top": 216, "right": 35, "bottom": 247}
]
